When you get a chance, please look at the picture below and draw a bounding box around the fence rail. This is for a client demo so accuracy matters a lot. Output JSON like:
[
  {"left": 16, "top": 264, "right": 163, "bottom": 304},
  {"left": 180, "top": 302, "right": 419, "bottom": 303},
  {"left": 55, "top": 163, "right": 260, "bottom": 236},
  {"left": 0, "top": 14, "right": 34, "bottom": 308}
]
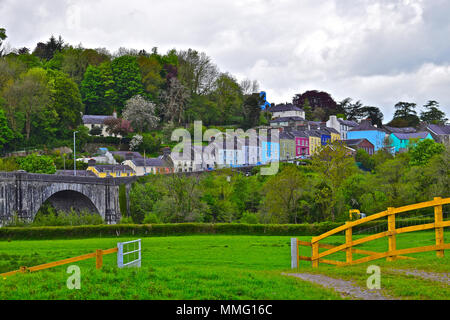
[
  {"left": 291, "top": 197, "right": 450, "bottom": 268},
  {"left": 0, "top": 247, "right": 119, "bottom": 278}
]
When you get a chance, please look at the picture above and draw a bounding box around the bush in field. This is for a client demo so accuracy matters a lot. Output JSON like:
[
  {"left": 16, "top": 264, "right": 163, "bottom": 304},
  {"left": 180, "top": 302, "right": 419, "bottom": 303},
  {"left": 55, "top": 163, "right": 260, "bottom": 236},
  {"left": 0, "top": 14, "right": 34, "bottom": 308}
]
[{"left": 240, "top": 212, "right": 259, "bottom": 224}]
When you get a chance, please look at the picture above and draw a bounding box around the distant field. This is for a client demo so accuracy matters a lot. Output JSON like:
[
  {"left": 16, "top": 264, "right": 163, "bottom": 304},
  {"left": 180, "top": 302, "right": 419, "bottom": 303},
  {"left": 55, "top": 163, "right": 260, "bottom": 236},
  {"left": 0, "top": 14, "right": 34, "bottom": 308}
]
[{"left": 0, "top": 232, "right": 448, "bottom": 300}]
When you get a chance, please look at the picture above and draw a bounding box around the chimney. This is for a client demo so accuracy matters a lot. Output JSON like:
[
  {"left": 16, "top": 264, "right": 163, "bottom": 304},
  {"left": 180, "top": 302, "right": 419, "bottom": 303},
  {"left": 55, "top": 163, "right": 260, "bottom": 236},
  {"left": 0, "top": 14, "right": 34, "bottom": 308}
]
[
  {"left": 112, "top": 110, "right": 117, "bottom": 118},
  {"left": 330, "top": 115, "right": 337, "bottom": 122}
]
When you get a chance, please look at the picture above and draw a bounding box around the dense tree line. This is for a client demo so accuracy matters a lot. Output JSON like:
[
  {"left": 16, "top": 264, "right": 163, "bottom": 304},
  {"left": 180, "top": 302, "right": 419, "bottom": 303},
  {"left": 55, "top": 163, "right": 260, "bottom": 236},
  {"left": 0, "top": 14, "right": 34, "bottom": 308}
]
[
  {"left": 129, "top": 140, "right": 449, "bottom": 224},
  {"left": 0, "top": 30, "right": 262, "bottom": 152}
]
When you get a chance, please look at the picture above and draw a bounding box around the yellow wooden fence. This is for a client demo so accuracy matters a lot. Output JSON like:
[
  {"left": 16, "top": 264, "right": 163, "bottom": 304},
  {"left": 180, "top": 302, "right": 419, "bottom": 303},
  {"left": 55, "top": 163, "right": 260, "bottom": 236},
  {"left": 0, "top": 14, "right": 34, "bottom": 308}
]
[
  {"left": 0, "top": 247, "right": 118, "bottom": 278},
  {"left": 294, "top": 197, "right": 450, "bottom": 268}
]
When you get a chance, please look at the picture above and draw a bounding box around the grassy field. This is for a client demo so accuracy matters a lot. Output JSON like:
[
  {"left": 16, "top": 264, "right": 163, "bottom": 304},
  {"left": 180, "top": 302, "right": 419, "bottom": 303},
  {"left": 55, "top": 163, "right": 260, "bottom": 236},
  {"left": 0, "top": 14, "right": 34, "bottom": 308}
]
[{"left": 0, "top": 231, "right": 448, "bottom": 300}]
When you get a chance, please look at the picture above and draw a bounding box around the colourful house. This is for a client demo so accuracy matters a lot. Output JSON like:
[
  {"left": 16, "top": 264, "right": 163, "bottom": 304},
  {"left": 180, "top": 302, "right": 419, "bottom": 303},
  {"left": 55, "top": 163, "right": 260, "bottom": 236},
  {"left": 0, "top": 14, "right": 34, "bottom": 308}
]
[
  {"left": 291, "top": 130, "right": 309, "bottom": 156},
  {"left": 390, "top": 132, "right": 434, "bottom": 153},
  {"left": 87, "top": 165, "right": 135, "bottom": 178},
  {"left": 306, "top": 130, "right": 322, "bottom": 155},
  {"left": 279, "top": 132, "right": 296, "bottom": 160},
  {"left": 318, "top": 130, "right": 331, "bottom": 146},
  {"left": 261, "top": 140, "right": 280, "bottom": 163},
  {"left": 347, "top": 120, "right": 386, "bottom": 151}
]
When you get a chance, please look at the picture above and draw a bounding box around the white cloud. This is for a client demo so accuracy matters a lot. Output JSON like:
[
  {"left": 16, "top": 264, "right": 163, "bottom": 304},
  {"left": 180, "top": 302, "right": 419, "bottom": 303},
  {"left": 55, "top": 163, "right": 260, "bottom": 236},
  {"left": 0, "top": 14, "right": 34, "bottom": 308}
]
[{"left": 1, "top": 0, "right": 449, "bottom": 121}]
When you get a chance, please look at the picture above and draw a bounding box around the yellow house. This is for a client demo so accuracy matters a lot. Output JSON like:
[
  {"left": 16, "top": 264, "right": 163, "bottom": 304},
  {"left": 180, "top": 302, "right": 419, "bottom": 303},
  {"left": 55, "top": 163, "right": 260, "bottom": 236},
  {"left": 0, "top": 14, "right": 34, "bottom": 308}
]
[
  {"left": 87, "top": 165, "right": 136, "bottom": 178},
  {"left": 306, "top": 130, "right": 322, "bottom": 155}
]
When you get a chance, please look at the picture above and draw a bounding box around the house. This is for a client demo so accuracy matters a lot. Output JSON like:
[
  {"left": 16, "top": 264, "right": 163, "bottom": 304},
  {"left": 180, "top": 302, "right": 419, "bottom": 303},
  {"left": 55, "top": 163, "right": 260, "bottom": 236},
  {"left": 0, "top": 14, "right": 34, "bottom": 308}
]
[
  {"left": 123, "top": 157, "right": 174, "bottom": 176},
  {"left": 214, "top": 135, "right": 246, "bottom": 168},
  {"left": 317, "top": 129, "right": 332, "bottom": 146},
  {"left": 82, "top": 111, "right": 119, "bottom": 137},
  {"left": 389, "top": 132, "right": 434, "bottom": 153},
  {"left": 279, "top": 131, "right": 295, "bottom": 160},
  {"left": 78, "top": 148, "right": 117, "bottom": 165},
  {"left": 347, "top": 119, "right": 386, "bottom": 151},
  {"left": 326, "top": 116, "right": 359, "bottom": 140},
  {"left": 321, "top": 127, "right": 341, "bottom": 142},
  {"left": 170, "top": 145, "right": 206, "bottom": 172},
  {"left": 243, "top": 135, "right": 262, "bottom": 166},
  {"left": 422, "top": 124, "right": 450, "bottom": 144},
  {"left": 86, "top": 164, "right": 135, "bottom": 178},
  {"left": 305, "top": 130, "right": 322, "bottom": 156},
  {"left": 269, "top": 103, "right": 305, "bottom": 119},
  {"left": 290, "top": 130, "right": 310, "bottom": 157},
  {"left": 269, "top": 116, "right": 306, "bottom": 128},
  {"left": 343, "top": 139, "right": 375, "bottom": 155},
  {"left": 260, "top": 132, "right": 280, "bottom": 164}
]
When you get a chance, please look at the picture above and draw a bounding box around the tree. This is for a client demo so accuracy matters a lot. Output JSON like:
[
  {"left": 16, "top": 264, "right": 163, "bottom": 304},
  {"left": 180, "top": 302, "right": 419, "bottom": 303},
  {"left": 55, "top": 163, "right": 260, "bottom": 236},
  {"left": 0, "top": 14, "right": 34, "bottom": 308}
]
[
  {"left": 360, "top": 106, "right": 384, "bottom": 127},
  {"left": 104, "top": 117, "right": 133, "bottom": 138},
  {"left": 420, "top": 100, "right": 448, "bottom": 124},
  {"left": 409, "top": 139, "right": 445, "bottom": 166},
  {"left": 261, "top": 166, "right": 306, "bottom": 224},
  {"left": 32, "top": 35, "right": 64, "bottom": 61},
  {"left": 111, "top": 55, "right": 144, "bottom": 111},
  {"left": 17, "top": 153, "right": 56, "bottom": 174},
  {"left": 310, "top": 141, "right": 358, "bottom": 220},
  {"left": 293, "top": 90, "right": 343, "bottom": 121},
  {"left": 49, "top": 71, "right": 83, "bottom": 134},
  {"left": 80, "top": 62, "right": 117, "bottom": 115},
  {"left": 242, "top": 93, "right": 263, "bottom": 129},
  {"left": 159, "top": 77, "right": 189, "bottom": 124},
  {"left": 0, "top": 27, "right": 7, "bottom": 57},
  {"left": 0, "top": 109, "right": 14, "bottom": 149},
  {"left": 122, "top": 95, "right": 160, "bottom": 132},
  {"left": 16, "top": 68, "right": 51, "bottom": 140},
  {"left": 240, "top": 79, "right": 259, "bottom": 95},
  {"left": 137, "top": 55, "right": 164, "bottom": 100},
  {"left": 210, "top": 73, "right": 244, "bottom": 123},
  {"left": 177, "top": 49, "right": 219, "bottom": 95},
  {"left": 389, "top": 102, "right": 420, "bottom": 127}
]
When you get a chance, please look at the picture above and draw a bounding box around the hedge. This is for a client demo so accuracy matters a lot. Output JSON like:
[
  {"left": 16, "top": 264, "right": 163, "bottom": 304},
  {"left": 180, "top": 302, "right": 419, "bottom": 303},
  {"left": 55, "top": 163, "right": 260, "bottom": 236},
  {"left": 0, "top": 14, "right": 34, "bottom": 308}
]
[{"left": 0, "top": 218, "right": 436, "bottom": 240}]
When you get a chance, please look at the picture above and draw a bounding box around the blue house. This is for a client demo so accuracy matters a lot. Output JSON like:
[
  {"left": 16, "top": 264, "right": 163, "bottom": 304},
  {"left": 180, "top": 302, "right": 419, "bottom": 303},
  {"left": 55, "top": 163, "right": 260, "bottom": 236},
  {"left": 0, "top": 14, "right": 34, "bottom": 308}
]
[
  {"left": 261, "top": 141, "right": 280, "bottom": 164},
  {"left": 347, "top": 120, "right": 386, "bottom": 151},
  {"left": 318, "top": 130, "right": 331, "bottom": 146},
  {"left": 390, "top": 132, "right": 434, "bottom": 153}
]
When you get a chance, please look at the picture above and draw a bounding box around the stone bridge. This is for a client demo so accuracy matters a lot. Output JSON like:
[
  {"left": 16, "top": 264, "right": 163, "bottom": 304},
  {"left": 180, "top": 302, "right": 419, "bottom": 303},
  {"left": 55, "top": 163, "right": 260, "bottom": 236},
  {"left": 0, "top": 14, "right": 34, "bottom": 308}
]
[{"left": 0, "top": 172, "right": 136, "bottom": 225}]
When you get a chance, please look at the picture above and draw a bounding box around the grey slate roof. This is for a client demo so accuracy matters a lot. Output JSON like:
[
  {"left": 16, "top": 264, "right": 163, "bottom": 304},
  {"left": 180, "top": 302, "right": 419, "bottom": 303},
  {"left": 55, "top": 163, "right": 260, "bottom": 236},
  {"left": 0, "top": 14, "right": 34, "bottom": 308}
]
[
  {"left": 82, "top": 115, "right": 113, "bottom": 125},
  {"left": 110, "top": 151, "right": 143, "bottom": 160},
  {"left": 383, "top": 126, "right": 417, "bottom": 134},
  {"left": 427, "top": 124, "right": 450, "bottom": 135},
  {"left": 269, "top": 104, "right": 303, "bottom": 113},
  {"left": 270, "top": 116, "right": 305, "bottom": 123},
  {"left": 132, "top": 158, "right": 170, "bottom": 167},
  {"left": 350, "top": 120, "right": 384, "bottom": 132},
  {"left": 343, "top": 139, "right": 374, "bottom": 148},
  {"left": 338, "top": 119, "right": 359, "bottom": 127},
  {"left": 392, "top": 132, "right": 430, "bottom": 140}
]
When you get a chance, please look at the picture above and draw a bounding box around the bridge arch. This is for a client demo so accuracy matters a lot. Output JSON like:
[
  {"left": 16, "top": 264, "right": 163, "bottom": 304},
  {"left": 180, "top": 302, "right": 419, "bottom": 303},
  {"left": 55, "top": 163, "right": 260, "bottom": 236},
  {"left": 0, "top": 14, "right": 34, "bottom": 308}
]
[{"left": 36, "top": 190, "right": 101, "bottom": 220}]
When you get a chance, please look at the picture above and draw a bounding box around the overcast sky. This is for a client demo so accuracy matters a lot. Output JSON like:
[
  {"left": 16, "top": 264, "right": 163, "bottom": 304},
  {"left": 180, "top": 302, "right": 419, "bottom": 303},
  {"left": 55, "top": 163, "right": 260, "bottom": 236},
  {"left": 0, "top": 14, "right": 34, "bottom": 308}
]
[{"left": 1, "top": 0, "right": 449, "bottom": 121}]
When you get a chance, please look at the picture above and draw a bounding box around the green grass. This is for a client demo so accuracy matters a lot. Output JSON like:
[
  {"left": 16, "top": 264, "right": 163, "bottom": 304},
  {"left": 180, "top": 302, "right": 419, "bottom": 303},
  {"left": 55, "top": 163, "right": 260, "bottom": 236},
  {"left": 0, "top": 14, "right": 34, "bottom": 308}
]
[{"left": 0, "top": 232, "right": 448, "bottom": 300}]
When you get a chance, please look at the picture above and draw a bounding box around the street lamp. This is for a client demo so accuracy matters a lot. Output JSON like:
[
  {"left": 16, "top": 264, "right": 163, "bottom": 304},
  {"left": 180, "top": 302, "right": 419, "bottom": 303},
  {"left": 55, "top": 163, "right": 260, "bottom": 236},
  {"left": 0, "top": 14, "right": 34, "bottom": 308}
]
[{"left": 73, "top": 131, "right": 78, "bottom": 176}]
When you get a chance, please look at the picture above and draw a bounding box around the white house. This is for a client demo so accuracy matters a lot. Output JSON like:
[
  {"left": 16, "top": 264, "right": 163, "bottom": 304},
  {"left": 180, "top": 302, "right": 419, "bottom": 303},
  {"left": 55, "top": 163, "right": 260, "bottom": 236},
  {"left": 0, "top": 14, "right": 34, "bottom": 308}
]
[
  {"left": 269, "top": 104, "right": 305, "bottom": 120},
  {"left": 326, "top": 115, "right": 359, "bottom": 140},
  {"left": 82, "top": 111, "right": 121, "bottom": 138}
]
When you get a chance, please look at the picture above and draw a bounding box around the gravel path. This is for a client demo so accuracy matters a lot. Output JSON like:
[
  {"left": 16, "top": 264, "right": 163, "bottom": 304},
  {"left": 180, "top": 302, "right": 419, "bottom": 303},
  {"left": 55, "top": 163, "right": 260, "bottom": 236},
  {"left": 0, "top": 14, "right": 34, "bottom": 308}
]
[
  {"left": 283, "top": 273, "right": 396, "bottom": 300},
  {"left": 389, "top": 269, "right": 450, "bottom": 285}
]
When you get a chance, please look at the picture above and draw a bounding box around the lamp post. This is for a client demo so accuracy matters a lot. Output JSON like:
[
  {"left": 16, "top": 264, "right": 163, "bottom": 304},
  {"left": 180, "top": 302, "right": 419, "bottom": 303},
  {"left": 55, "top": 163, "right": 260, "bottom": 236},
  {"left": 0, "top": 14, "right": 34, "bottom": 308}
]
[{"left": 73, "top": 131, "right": 78, "bottom": 176}]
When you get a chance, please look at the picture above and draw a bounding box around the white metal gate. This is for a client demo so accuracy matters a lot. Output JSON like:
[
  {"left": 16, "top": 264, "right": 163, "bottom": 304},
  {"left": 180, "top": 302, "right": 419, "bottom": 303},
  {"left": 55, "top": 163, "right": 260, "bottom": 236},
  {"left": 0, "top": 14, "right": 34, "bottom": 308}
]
[{"left": 117, "top": 239, "right": 141, "bottom": 268}]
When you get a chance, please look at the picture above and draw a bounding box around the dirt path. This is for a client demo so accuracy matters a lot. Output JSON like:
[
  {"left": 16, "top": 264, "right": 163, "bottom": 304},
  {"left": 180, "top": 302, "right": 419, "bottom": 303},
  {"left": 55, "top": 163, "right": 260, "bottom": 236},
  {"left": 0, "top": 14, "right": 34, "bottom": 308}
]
[
  {"left": 283, "top": 273, "right": 397, "bottom": 300},
  {"left": 389, "top": 269, "right": 450, "bottom": 285}
]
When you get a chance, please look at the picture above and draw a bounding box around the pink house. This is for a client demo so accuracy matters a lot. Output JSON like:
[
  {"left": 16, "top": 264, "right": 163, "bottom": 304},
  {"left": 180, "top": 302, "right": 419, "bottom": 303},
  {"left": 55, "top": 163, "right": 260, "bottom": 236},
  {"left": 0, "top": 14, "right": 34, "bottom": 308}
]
[{"left": 291, "top": 131, "right": 309, "bottom": 156}]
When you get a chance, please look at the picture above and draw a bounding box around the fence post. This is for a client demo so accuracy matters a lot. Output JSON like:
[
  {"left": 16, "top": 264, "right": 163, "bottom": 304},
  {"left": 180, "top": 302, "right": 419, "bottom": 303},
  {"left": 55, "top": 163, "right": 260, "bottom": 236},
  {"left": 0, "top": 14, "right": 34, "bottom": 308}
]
[
  {"left": 434, "top": 197, "right": 444, "bottom": 258},
  {"left": 311, "top": 240, "right": 319, "bottom": 268},
  {"left": 96, "top": 249, "right": 103, "bottom": 269},
  {"left": 291, "top": 238, "right": 298, "bottom": 269},
  {"left": 387, "top": 207, "right": 397, "bottom": 262},
  {"left": 345, "top": 222, "right": 353, "bottom": 264}
]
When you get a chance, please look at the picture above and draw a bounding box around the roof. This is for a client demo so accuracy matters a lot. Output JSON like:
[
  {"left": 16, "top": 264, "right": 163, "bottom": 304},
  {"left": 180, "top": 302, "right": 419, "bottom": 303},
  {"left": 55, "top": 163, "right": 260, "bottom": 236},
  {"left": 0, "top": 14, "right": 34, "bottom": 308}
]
[
  {"left": 90, "top": 165, "right": 134, "bottom": 173},
  {"left": 383, "top": 126, "right": 417, "bottom": 134},
  {"left": 269, "top": 104, "right": 303, "bottom": 113},
  {"left": 338, "top": 119, "right": 359, "bottom": 127},
  {"left": 305, "top": 130, "right": 322, "bottom": 138},
  {"left": 392, "top": 132, "right": 431, "bottom": 140},
  {"left": 321, "top": 127, "right": 340, "bottom": 135},
  {"left": 427, "top": 124, "right": 450, "bottom": 135},
  {"left": 131, "top": 158, "right": 170, "bottom": 167},
  {"left": 110, "top": 151, "right": 143, "bottom": 160},
  {"left": 350, "top": 120, "right": 384, "bottom": 132},
  {"left": 289, "top": 130, "right": 309, "bottom": 138},
  {"left": 82, "top": 115, "right": 114, "bottom": 125},
  {"left": 270, "top": 116, "right": 305, "bottom": 123},
  {"left": 279, "top": 132, "right": 295, "bottom": 140},
  {"left": 343, "top": 139, "right": 374, "bottom": 148}
]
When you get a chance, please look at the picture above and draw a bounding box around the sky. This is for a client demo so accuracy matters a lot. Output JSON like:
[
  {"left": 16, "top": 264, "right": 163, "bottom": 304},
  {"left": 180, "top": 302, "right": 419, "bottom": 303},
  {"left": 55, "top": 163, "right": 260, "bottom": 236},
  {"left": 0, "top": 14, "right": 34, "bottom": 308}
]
[{"left": 1, "top": 0, "right": 450, "bottom": 121}]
